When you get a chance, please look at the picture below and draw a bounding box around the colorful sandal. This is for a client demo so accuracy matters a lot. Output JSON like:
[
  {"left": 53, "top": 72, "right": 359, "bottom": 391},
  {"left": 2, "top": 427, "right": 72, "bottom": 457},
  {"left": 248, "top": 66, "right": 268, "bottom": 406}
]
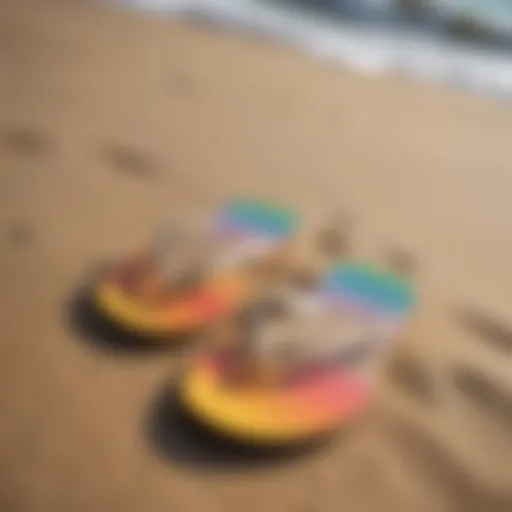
[
  {"left": 176, "top": 260, "right": 416, "bottom": 447},
  {"left": 94, "top": 199, "right": 299, "bottom": 339}
]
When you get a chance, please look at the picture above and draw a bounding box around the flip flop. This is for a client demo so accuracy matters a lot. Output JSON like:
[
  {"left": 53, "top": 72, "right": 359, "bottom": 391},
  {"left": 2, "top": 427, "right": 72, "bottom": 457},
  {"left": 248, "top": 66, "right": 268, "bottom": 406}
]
[
  {"left": 177, "top": 260, "right": 416, "bottom": 447},
  {"left": 93, "top": 199, "right": 299, "bottom": 339}
]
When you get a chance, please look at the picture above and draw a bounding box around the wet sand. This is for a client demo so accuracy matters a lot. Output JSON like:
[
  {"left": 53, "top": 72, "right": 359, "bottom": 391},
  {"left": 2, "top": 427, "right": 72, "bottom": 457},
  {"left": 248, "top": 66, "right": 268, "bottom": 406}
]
[{"left": 1, "top": 1, "right": 512, "bottom": 511}]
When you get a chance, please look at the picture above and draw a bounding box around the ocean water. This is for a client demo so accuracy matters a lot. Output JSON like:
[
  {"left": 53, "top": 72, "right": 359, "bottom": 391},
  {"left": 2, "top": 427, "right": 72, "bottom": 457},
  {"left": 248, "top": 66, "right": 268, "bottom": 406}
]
[
  {"left": 110, "top": 0, "right": 512, "bottom": 103},
  {"left": 434, "top": 1, "right": 512, "bottom": 33}
]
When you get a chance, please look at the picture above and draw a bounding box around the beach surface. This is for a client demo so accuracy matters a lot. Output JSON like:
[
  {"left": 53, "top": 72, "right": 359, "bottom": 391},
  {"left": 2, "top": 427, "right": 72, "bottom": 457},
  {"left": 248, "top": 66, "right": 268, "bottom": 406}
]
[{"left": 1, "top": 1, "right": 512, "bottom": 511}]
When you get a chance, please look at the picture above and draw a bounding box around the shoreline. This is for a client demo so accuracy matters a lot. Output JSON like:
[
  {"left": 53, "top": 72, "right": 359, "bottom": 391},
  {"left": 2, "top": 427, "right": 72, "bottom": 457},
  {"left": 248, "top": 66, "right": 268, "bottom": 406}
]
[{"left": 109, "top": 0, "right": 512, "bottom": 103}]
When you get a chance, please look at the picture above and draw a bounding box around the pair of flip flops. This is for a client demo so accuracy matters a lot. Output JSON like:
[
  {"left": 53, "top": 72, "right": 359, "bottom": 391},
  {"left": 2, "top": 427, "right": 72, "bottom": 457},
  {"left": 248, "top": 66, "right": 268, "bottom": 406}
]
[
  {"left": 95, "top": 199, "right": 299, "bottom": 337},
  {"left": 93, "top": 199, "right": 416, "bottom": 447}
]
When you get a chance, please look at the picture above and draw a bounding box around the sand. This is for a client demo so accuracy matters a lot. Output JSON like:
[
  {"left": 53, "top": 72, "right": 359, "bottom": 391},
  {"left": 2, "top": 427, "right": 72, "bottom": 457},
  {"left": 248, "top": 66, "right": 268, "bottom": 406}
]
[{"left": 1, "top": 1, "right": 512, "bottom": 511}]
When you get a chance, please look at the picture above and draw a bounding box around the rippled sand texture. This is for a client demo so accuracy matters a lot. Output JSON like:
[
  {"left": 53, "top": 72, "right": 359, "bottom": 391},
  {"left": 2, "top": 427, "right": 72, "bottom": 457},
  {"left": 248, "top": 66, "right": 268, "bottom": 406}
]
[{"left": 2, "top": 1, "right": 512, "bottom": 511}]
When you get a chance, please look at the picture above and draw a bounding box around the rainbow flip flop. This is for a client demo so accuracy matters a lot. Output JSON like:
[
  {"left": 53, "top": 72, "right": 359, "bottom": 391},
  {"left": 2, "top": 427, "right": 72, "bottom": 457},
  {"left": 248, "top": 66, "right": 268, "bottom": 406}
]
[
  {"left": 178, "top": 261, "right": 416, "bottom": 446},
  {"left": 94, "top": 199, "right": 299, "bottom": 338}
]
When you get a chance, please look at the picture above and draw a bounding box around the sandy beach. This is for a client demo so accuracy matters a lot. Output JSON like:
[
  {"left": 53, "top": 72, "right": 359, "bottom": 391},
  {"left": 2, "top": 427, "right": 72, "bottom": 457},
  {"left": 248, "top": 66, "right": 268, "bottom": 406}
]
[{"left": 1, "top": 1, "right": 512, "bottom": 511}]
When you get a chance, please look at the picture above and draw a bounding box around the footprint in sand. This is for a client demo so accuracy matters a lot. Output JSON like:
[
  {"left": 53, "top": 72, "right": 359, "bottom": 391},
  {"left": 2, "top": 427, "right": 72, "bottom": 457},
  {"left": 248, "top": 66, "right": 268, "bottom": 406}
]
[
  {"left": 385, "top": 416, "right": 502, "bottom": 512},
  {"left": 1, "top": 126, "right": 51, "bottom": 156},
  {"left": 454, "top": 306, "right": 512, "bottom": 353},
  {"left": 388, "top": 354, "right": 438, "bottom": 405},
  {"left": 102, "top": 144, "right": 158, "bottom": 180},
  {"left": 452, "top": 366, "right": 512, "bottom": 430}
]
